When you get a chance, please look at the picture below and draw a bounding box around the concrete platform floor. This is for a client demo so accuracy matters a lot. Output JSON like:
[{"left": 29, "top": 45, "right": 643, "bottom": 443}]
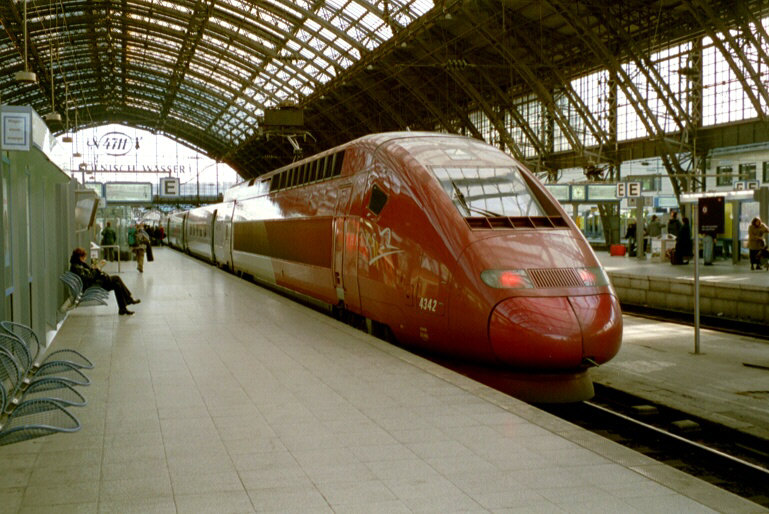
[{"left": 0, "top": 248, "right": 764, "bottom": 513}]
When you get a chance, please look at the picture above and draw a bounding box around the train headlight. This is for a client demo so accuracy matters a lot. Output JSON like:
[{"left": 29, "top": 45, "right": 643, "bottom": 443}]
[
  {"left": 578, "top": 267, "right": 610, "bottom": 287},
  {"left": 480, "top": 269, "right": 533, "bottom": 289}
]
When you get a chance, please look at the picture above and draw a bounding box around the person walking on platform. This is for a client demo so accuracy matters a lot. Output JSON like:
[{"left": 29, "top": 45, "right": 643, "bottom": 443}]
[
  {"left": 101, "top": 221, "right": 116, "bottom": 261},
  {"left": 667, "top": 211, "right": 682, "bottom": 237},
  {"left": 748, "top": 216, "right": 769, "bottom": 270},
  {"left": 134, "top": 223, "right": 151, "bottom": 273},
  {"left": 671, "top": 216, "right": 692, "bottom": 265},
  {"left": 69, "top": 247, "right": 140, "bottom": 315}
]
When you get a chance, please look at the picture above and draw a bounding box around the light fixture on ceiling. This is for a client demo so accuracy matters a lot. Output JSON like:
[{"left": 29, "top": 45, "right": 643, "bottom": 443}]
[
  {"left": 62, "top": 84, "right": 73, "bottom": 141},
  {"left": 14, "top": 0, "right": 37, "bottom": 83},
  {"left": 44, "top": 42, "right": 61, "bottom": 123}
]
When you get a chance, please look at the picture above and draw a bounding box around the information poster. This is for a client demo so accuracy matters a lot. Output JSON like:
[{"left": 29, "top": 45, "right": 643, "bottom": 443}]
[{"left": 1, "top": 112, "right": 31, "bottom": 151}]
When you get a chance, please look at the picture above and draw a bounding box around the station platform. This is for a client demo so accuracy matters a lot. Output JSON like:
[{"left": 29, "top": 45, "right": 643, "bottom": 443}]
[
  {"left": 598, "top": 249, "right": 769, "bottom": 325},
  {"left": 0, "top": 249, "right": 764, "bottom": 512}
]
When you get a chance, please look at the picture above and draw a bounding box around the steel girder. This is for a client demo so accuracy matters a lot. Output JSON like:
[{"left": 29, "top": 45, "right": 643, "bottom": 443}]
[{"left": 2, "top": 0, "right": 768, "bottom": 182}]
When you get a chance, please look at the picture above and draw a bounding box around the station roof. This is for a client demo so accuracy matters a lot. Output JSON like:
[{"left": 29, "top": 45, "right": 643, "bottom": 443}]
[{"left": 0, "top": 0, "right": 764, "bottom": 182}]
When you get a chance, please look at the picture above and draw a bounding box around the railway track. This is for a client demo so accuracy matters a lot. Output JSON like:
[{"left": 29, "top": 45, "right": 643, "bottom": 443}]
[
  {"left": 540, "top": 384, "right": 769, "bottom": 508},
  {"left": 621, "top": 303, "right": 769, "bottom": 341}
]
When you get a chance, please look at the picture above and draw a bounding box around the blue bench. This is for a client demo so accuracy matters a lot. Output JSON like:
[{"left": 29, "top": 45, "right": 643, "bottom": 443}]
[
  {"left": 59, "top": 271, "right": 109, "bottom": 311},
  {"left": 0, "top": 320, "right": 91, "bottom": 446}
]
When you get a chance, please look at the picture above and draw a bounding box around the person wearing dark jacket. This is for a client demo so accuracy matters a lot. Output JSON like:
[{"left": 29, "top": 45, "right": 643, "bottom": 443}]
[
  {"left": 69, "top": 247, "right": 140, "bottom": 315},
  {"left": 672, "top": 216, "right": 693, "bottom": 265},
  {"left": 667, "top": 211, "right": 682, "bottom": 237}
]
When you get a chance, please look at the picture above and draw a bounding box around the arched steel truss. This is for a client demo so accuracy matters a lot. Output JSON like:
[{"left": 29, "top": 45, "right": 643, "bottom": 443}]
[{"left": 1, "top": 0, "right": 769, "bottom": 187}]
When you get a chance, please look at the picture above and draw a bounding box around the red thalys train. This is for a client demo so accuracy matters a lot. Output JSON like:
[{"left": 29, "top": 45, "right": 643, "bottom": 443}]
[{"left": 166, "top": 132, "right": 622, "bottom": 402}]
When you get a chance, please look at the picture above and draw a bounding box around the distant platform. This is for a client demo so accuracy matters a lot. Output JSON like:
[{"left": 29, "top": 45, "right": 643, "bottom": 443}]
[{"left": 598, "top": 249, "right": 769, "bottom": 325}]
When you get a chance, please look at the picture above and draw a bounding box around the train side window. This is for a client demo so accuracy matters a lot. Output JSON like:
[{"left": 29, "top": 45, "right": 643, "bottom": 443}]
[
  {"left": 368, "top": 184, "right": 388, "bottom": 216},
  {"left": 288, "top": 168, "right": 297, "bottom": 188},
  {"left": 332, "top": 152, "right": 344, "bottom": 177},
  {"left": 316, "top": 158, "right": 325, "bottom": 181},
  {"left": 299, "top": 164, "right": 308, "bottom": 185},
  {"left": 304, "top": 162, "right": 312, "bottom": 184}
]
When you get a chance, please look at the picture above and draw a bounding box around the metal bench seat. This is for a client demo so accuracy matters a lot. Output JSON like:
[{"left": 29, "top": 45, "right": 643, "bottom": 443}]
[
  {"left": 0, "top": 338, "right": 91, "bottom": 400},
  {"left": 0, "top": 321, "right": 94, "bottom": 371},
  {"left": 59, "top": 271, "right": 109, "bottom": 309},
  {"left": 0, "top": 350, "right": 87, "bottom": 412},
  {"left": 0, "top": 383, "right": 81, "bottom": 447}
]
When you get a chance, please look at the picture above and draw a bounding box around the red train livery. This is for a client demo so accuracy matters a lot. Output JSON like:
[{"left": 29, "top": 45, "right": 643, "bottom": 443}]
[{"left": 167, "top": 132, "right": 622, "bottom": 402}]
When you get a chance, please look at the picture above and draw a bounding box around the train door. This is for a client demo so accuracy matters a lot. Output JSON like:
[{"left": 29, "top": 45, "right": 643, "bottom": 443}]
[
  {"left": 213, "top": 203, "right": 234, "bottom": 269},
  {"left": 209, "top": 209, "right": 218, "bottom": 263},
  {"left": 356, "top": 160, "right": 409, "bottom": 320},
  {"left": 333, "top": 184, "right": 360, "bottom": 310},
  {"left": 181, "top": 212, "right": 189, "bottom": 252}
]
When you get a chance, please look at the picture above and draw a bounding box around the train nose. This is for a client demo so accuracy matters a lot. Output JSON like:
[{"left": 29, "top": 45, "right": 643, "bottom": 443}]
[{"left": 488, "top": 294, "right": 622, "bottom": 370}]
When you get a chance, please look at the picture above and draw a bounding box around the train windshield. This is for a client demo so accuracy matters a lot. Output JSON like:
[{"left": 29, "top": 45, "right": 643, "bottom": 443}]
[{"left": 431, "top": 167, "right": 545, "bottom": 218}]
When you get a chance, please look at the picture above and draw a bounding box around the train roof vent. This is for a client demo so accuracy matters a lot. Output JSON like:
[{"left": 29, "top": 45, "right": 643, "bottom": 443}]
[
  {"left": 465, "top": 216, "right": 567, "bottom": 230},
  {"left": 528, "top": 268, "right": 584, "bottom": 288}
]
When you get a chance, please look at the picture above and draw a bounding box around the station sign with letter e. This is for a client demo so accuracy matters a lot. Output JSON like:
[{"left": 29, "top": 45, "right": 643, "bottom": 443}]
[
  {"left": 698, "top": 196, "right": 724, "bottom": 234},
  {"left": 616, "top": 181, "right": 641, "bottom": 198},
  {"left": 735, "top": 181, "right": 759, "bottom": 191},
  {"left": 159, "top": 177, "right": 180, "bottom": 197}
]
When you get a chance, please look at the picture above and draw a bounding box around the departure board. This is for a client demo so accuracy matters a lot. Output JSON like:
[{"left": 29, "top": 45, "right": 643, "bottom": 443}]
[{"left": 104, "top": 182, "right": 152, "bottom": 203}]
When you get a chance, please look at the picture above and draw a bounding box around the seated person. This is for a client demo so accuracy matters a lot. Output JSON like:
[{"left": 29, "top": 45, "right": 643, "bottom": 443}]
[{"left": 69, "top": 248, "right": 140, "bottom": 315}]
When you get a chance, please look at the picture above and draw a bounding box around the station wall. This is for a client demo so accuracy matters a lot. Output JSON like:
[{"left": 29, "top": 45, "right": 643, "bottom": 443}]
[{"left": 0, "top": 117, "right": 89, "bottom": 344}]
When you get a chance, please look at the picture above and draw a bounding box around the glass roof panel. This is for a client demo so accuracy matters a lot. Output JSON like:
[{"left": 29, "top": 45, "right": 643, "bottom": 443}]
[{"left": 0, "top": 0, "right": 435, "bottom": 159}]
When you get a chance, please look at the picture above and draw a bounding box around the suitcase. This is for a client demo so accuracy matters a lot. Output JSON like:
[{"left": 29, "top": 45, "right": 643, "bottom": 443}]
[{"left": 610, "top": 244, "right": 627, "bottom": 256}]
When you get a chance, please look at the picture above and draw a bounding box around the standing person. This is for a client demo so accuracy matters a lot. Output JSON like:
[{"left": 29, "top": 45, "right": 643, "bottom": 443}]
[
  {"left": 69, "top": 247, "right": 140, "bottom": 315},
  {"left": 100, "top": 221, "right": 117, "bottom": 261},
  {"left": 134, "top": 223, "right": 150, "bottom": 273},
  {"left": 647, "top": 215, "right": 662, "bottom": 238},
  {"left": 624, "top": 219, "right": 637, "bottom": 256},
  {"left": 672, "top": 216, "right": 692, "bottom": 265},
  {"left": 702, "top": 229, "right": 717, "bottom": 266},
  {"left": 667, "top": 211, "right": 682, "bottom": 237},
  {"left": 748, "top": 216, "right": 769, "bottom": 270}
]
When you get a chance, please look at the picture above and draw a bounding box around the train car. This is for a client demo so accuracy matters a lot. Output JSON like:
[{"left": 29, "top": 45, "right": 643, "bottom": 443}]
[
  {"left": 175, "top": 132, "right": 623, "bottom": 402},
  {"left": 185, "top": 204, "right": 219, "bottom": 262},
  {"left": 166, "top": 211, "right": 187, "bottom": 251}
]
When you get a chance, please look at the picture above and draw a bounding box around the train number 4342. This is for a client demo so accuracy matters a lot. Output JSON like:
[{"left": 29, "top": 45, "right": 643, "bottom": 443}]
[{"left": 418, "top": 297, "right": 438, "bottom": 312}]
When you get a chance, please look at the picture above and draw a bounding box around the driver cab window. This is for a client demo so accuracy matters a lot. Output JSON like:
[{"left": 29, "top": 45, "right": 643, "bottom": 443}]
[{"left": 367, "top": 184, "right": 388, "bottom": 216}]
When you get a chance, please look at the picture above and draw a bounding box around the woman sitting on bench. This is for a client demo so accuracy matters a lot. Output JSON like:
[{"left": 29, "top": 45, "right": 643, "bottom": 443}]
[{"left": 69, "top": 248, "right": 141, "bottom": 316}]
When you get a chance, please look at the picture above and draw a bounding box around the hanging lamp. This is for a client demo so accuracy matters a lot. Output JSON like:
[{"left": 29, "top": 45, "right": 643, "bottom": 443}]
[
  {"left": 44, "top": 42, "right": 61, "bottom": 122},
  {"left": 62, "top": 85, "right": 73, "bottom": 142},
  {"left": 72, "top": 103, "right": 82, "bottom": 157},
  {"left": 14, "top": 0, "right": 37, "bottom": 83}
]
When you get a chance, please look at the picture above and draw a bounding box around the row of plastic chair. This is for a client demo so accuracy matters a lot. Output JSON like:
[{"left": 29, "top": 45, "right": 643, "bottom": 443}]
[
  {"left": 59, "top": 271, "right": 109, "bottom": 310},
  {"left": 0, "top": 321, "right": 92, "bottom": 446}
]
